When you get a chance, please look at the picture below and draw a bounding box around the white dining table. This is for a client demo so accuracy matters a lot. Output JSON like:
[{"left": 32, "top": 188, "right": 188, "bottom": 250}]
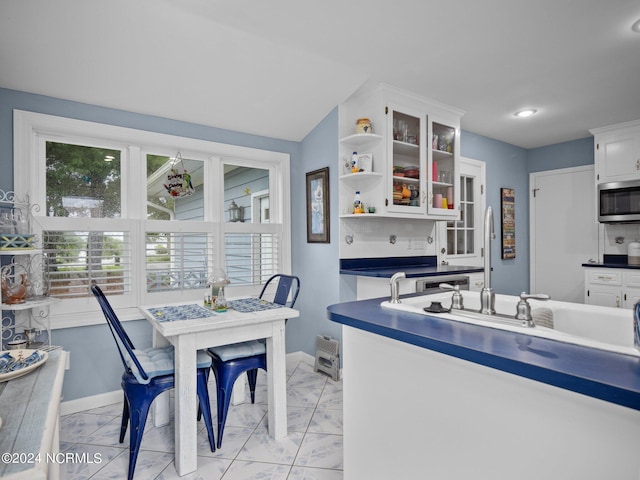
[{"left": 138, "top": 299, "right": 299, "bottom": 477}]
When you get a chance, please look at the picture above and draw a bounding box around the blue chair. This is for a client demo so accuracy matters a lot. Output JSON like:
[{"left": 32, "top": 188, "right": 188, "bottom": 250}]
[
  {"left": 207, "top": 274, "right": 300, "bottom": 448},
  {"left": 91, "top": 284, "right": 216, "bottom": 480}
]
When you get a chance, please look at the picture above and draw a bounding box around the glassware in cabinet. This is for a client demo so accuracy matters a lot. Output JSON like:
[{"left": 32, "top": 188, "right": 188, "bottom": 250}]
[
  {"left": 387, "top": 109, "right": 425, "bottom": 214},
  {"left": 428, "top": 121, "right": 458, "bottom": 217}
]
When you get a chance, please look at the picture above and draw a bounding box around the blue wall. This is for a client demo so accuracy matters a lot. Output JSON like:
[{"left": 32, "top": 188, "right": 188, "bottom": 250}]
[
  {"left": 290, "top": 107, "right": 344, "bottom": 355},
  {"left": 527, "top": 137, "right": 594, "bottom": 173},
  {"left": 460, "top": 131, "right": 530, "bottom": 295}
]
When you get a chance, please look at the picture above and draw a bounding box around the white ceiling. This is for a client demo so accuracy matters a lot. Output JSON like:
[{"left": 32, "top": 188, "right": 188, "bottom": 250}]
[{"left": 1, "top": 0, "right": 639, "bottom": 149}]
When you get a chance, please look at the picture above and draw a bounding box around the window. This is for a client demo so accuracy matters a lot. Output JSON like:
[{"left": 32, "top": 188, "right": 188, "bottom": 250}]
[
  {"left": 14, "top": 110, "right": 291, "bottom": 327},
  {"left": 222, "top": 164, "right": 280, "bottom": 286},
  {"left": 443, "top": 158, "right": 485, "bottom": 266}
]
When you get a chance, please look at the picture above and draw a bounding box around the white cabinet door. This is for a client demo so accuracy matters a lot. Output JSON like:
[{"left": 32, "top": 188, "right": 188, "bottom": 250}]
[
  {"left": 591, "top": 120, "right": 640, "bottom": 184},
  {"left": 623, "top": 286, "right": 640, "bottom": 309},
  {"left": 596, "top": 131, "right": 639, "bottom": 183},
  {"left": 585, "top": 283, "right": 622, "bottom": 308}
]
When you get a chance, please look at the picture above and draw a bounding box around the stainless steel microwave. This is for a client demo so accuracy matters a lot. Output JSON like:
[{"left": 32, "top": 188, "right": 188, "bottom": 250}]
[{"left": 598, "top": 180, "right": 640, "bottom": 223}]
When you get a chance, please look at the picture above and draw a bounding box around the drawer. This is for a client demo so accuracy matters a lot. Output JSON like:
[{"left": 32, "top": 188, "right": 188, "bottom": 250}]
[
  {"left": 624, "top": 270, "right": 640, "bottom": 287},
  {"left": 587, "top": 269, "right": 622, "bottom": 285}
]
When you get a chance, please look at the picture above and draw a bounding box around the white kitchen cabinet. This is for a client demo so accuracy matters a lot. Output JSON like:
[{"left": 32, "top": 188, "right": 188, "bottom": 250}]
[
  {"left": 583, "top": 267, "right": 640, "bottom": 309},
  {"left": 467, "top": 272, "right": 485, "bottom": 292},
  {"left": 338, "top": 84, "right": 463, "bottom": 222},
  {"left": 590, "top": 119, "right": 640, "bottom": 184}
]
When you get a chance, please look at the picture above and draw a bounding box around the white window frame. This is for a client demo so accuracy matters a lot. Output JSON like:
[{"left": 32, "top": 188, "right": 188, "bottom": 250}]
[
  {"left": 438, "top": 156, "right": 486, "bottom": 266},
  {"left": 13, "top": 110, "right": 291, "bottom": 328}
]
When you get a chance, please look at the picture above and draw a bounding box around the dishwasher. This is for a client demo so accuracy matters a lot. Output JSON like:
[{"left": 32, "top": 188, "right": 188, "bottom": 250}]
[{"left": 415, "top": 275, "right": 470, "bottom": 294}]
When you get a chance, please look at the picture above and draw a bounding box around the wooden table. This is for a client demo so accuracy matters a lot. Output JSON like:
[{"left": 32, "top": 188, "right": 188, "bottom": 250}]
[
  {"left": 138, "top": 301, "right": 299, "bottom": 477},
  {"left": 0, "top": 349, "right": 68, "bottom": 480}
]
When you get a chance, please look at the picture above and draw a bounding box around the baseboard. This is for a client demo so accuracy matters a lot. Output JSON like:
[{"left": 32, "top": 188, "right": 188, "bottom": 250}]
[
  {"left": 60, "top": 351, "right": 319, "bottom": 416},
  {"left": 60, "top": 390, "right": 123, "bottom": 416},
  {"left": 288, "top": 350, "right": 315, "bottom": 366}
]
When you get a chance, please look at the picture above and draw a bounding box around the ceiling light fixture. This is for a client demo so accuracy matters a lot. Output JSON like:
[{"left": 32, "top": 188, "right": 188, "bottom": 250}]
[
  {"left": 104, "top": 155, "right": 115, "bottom": 162},
  {"left": 514, "top": 109, "right": 537, "bottom": 118},
  {"left": 632, "top": 18, "right": 640, "bottom": 33}
]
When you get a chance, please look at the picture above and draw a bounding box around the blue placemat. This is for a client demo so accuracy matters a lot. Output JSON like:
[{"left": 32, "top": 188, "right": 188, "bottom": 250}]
[
  {"left": 147, "top": 304, "right": 217, "bottom": 322},
  {"left": 228, "top": 298, "right": 284, "bottom": 313}
]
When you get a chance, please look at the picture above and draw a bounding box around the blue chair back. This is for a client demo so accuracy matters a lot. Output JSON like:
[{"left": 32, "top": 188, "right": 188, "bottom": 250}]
[
  {"left": 634, "top": 301, "right": 640, "bottom": 350},
  {"left": 259, "top": 274, "right": 300, "bottom": 308},
  {"left": 92, "top": 284, "right": 150, "bottom": 382}
]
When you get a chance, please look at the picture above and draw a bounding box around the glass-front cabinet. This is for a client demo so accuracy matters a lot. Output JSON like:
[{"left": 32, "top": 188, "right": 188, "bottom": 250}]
[
  {"left": 387, "top": 107, "right": 424, "bottom": 215},
  {"left": 385, "top": 105, "right": 459, "bottom": 219},
  {"left": 338, "top": 84, "right": 462, "bottom": 223},
  {"left": 429, "top": 120, "right": 458, "bottom": 217}
]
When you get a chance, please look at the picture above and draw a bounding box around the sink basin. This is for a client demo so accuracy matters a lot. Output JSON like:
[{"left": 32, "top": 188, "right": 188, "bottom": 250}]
[{"left": 381, "top": 291, "right": 638, "bottom": 356}]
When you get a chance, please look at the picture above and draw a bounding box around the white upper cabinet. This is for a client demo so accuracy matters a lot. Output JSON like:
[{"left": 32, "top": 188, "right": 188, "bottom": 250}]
[
  {"left": 590, "top": 119, "right": 640, "bottom": 184},
  {"left": 338, "top": 84, "right": 464, "bottom": 221}
]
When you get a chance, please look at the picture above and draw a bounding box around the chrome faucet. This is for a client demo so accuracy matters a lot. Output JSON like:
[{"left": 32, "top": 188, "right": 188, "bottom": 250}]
[
  {"left": 515, "top": 292, "right": 550, "bottom": 327},
  {"left": 480, "top": 206, "right": 496, "bottom": 315},
  {"left": 439, "top": 283, "right": 464, "bottom": 310},
  {"left": 390, "top": 272, "right": 406, "bottom": 304}
]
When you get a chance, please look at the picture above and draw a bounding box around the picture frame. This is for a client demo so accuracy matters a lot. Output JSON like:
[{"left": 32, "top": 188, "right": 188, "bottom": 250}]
[
  {"left": 501, "top": 187, "right": 515, "bottom": 259},
  {"left": 306, "top": 167, "right": 330, "bottom": 243}
]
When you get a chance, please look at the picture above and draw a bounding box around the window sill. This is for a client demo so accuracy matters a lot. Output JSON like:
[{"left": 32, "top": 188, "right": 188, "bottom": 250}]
[{"left": 51, "top": 307, "right": 144, "bottom": 330}]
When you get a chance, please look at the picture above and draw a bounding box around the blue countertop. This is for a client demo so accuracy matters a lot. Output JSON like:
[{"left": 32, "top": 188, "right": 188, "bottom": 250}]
[
  {"left": 582, "top": 254, "right": 640, "bottom": 269},
  {"left": 327, "top": 296, "right": 640, "bottom": 411},
  {"left": 339, "top": 255, "right": 484, "bottom": 278}
]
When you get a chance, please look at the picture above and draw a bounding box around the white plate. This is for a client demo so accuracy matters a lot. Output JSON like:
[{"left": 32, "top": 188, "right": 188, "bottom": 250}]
[{"left": 0, "top": 349, "right": 49, "bottom": 383}]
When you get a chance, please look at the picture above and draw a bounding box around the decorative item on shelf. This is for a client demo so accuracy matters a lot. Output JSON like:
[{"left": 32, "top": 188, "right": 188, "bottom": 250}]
[
  {"left": 357, "top": 153, "right": 373, "bottom": 172},
  {"left": 447, "top": 186, "right": 454, "bottom": 209},
  {"left": 351, "top": 152, "right": 359, "bottom": 173},
  {"left": 438, "top": 135, "right": 447, "bottom": 151},
  {"left": 0, "top": 233, "right": 36, "bottom": 250},
  {"left": 228, "top": 200, "right": 245, "bottom": 222},
  {"left": 1, "top": 269, "right": 28, "bottom": 305},
  {"left": 353, "top": 191, "right": 364, "bottom": 214},
  {"left": 409, "top": 185, "right": 419, "bottom": 206},
  {"left": 404, "top": 165, "right": 419, "bottom": 179},
  {"left": 355, "top": 118, "right": 373, "bottom": 134},
  {"left": 163, "top": 151, "right": 195, "bottom": 198}
]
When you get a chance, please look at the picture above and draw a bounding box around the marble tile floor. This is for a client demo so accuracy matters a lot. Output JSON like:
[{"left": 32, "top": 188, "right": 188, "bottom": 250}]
[{"left": 59, "top": 358, "right": 343, "bottom": 480}]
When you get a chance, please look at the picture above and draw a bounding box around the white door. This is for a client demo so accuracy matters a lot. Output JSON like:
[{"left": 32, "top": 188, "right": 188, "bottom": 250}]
[
  {"left": 530, "top": 165, "right": 598, "bottom": 302},
  {"left": 438, "top": 157, "right": 486, "bottom": 266}
]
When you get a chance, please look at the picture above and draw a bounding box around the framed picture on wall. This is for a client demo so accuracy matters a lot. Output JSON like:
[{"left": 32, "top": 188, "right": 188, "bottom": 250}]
[
  {"left": 501, "top": 187, "right": 515, "bottom": 259},
  {"left": 306, "top": 167, "right": 330, "bottom": 243}
]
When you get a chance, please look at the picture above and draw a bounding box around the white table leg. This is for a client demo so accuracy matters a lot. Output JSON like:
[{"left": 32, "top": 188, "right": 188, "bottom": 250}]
[
  {"left": 173, "top": 334, "right": 198, "bottom": 476},
  {"left": 151, "top": 329, "right": 170, "bottom": 427},
  {"left": 266, "top": 320, "right": 287, "bottom": 439}
]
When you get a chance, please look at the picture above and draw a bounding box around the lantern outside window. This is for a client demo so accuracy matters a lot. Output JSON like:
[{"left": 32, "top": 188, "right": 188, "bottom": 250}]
[{"left": 228, "top": 200, "right": 245, "bottom": 222}]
